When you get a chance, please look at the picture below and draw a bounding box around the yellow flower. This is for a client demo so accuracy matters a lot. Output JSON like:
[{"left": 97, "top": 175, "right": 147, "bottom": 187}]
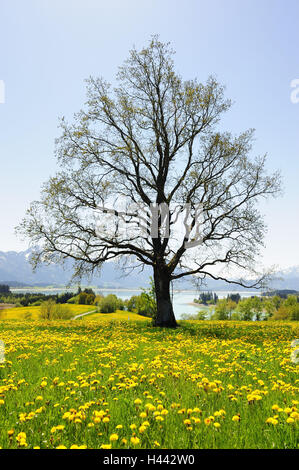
[
  {"left": 286, "top": 417, "right": 294, "bottom": 424},
  {"left": 109, "top": 433, "right": 118, "bottom": 442},
  {"left": 100, "top": 444, "right": 112, "bottom": 449},
  {"left": 130, "top": 436, "right": 140, "bottom": 445},
  {"left": 266, "top": 418, "right": 278, "bottom": 425},
  {"left": 16, "top": 432, "right": 26, "bottom": 441},
  {"left": 139, "top": 425, "right": 146, "bottom": 433},
  {"left": 213, "top": 422, "right": 221, "bottom": 429},
  {"left": 134, "top": 399, "right": 142, "bottom": 405},
  {"left": 7, "top": 430, "right": 14, "bottom": 436},
  {"left": 155, "top": 416, "right": 164, "bottom": 421},
  {"left": 232, "top": 415, "right": 240, "bottom": 422},
  {"left": 56, "top": 445, "right": 67, "bottom": 449}
]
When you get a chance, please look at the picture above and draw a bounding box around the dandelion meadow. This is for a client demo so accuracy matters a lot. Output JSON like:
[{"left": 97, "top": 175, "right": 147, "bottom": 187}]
[{"left": 0, "top": 318, "right": 298, "bottom": 449}]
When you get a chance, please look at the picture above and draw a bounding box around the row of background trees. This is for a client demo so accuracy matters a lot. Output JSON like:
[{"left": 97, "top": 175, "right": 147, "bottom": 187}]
[
  {"left": 0, "top": 283, "right": 156, "bottom": 320},
  {"left": 185, "top": 292, "right": 299, "bottom": 321},
  {"left": 1, "top": 283, "right": 298, "bottom": 321}
]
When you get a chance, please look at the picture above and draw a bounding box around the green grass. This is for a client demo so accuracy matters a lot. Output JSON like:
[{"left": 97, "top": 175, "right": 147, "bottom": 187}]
[{"left": 0, "top": 319, "right": 298, "bottom": 449}]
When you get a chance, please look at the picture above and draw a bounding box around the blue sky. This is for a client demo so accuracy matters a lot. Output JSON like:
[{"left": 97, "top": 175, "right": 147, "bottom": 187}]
[{"left": 0, "top": 0, "right": 298, "bottom": 270}]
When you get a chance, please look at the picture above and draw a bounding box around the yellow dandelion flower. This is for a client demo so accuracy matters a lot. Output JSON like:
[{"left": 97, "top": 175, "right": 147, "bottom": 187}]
[
  {"left": 130, "top": 436, "right": 140, "bottom": 445},
  {"left": 232, "top": 415, "right": 240, "bottom": 422}
]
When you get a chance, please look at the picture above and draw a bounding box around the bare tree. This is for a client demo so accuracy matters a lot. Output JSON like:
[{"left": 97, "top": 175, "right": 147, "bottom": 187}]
[{"left": 17, "top": 37, "right": 281, "bottom": 327}]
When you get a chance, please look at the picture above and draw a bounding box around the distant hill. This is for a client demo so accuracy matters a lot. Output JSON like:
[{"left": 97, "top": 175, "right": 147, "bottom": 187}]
[
  {"left": 0, "top": 249, "right": 298, "bottom": 291},
  {"left": 262, "top": 289, "right": 299, "bottom": 298},
  {"left": 0, "top": 249, "right": 152, "bottom": 289},
  {"left": 0, "top": 249, "right": 242, "bottom": 290}
]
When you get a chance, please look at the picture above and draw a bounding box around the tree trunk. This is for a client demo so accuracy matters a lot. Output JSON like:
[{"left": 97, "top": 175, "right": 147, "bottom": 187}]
[{"left": 153, "top": 266, "right": 177, "bottom": 327}]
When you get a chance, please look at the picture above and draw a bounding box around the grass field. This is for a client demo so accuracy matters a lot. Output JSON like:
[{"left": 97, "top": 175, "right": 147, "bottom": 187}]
[
  {"left": 0, "top": 304, "right": 95, "bottom": 320},
  {"left": 0, "top": 319, "right": 298, "bottom": 449},
  {"left": 83, "top": 310, "right": 151, "bottom": 322}
]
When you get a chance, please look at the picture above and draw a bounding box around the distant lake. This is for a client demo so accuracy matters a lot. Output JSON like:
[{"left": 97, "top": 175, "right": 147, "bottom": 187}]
[{"left": 11, "top": 287, "right": 260, "bottom": 320}]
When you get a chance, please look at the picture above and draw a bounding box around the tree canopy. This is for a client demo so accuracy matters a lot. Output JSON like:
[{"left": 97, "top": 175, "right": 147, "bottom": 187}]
[{"left": 17, "top": 36, "right": 281, "bottom": 327}]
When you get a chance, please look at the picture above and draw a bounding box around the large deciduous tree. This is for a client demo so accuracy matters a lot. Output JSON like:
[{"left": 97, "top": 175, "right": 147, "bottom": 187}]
[{"left": 17, "top": 37, "right": 281, "bottom": 327}]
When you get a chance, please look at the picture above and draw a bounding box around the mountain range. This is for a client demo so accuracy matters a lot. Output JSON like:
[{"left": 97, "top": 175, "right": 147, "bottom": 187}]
[
  {"left": 0, "top": 249, "right": 150, "bottom": 289},
  {"left": 0, "top": 249, "right": 298, "bottom": 291}
]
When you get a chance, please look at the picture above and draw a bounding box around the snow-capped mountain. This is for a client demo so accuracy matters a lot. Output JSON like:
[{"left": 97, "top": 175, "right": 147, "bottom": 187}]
[
  {"left": 269, "top": 266, "right": 299, "bottom": 290},
  {"left": 0, "top": 249, "right": 298, "bottom": 291},
  {"left": 0, "top": 248, "right": 153, "bottom": 288}
]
